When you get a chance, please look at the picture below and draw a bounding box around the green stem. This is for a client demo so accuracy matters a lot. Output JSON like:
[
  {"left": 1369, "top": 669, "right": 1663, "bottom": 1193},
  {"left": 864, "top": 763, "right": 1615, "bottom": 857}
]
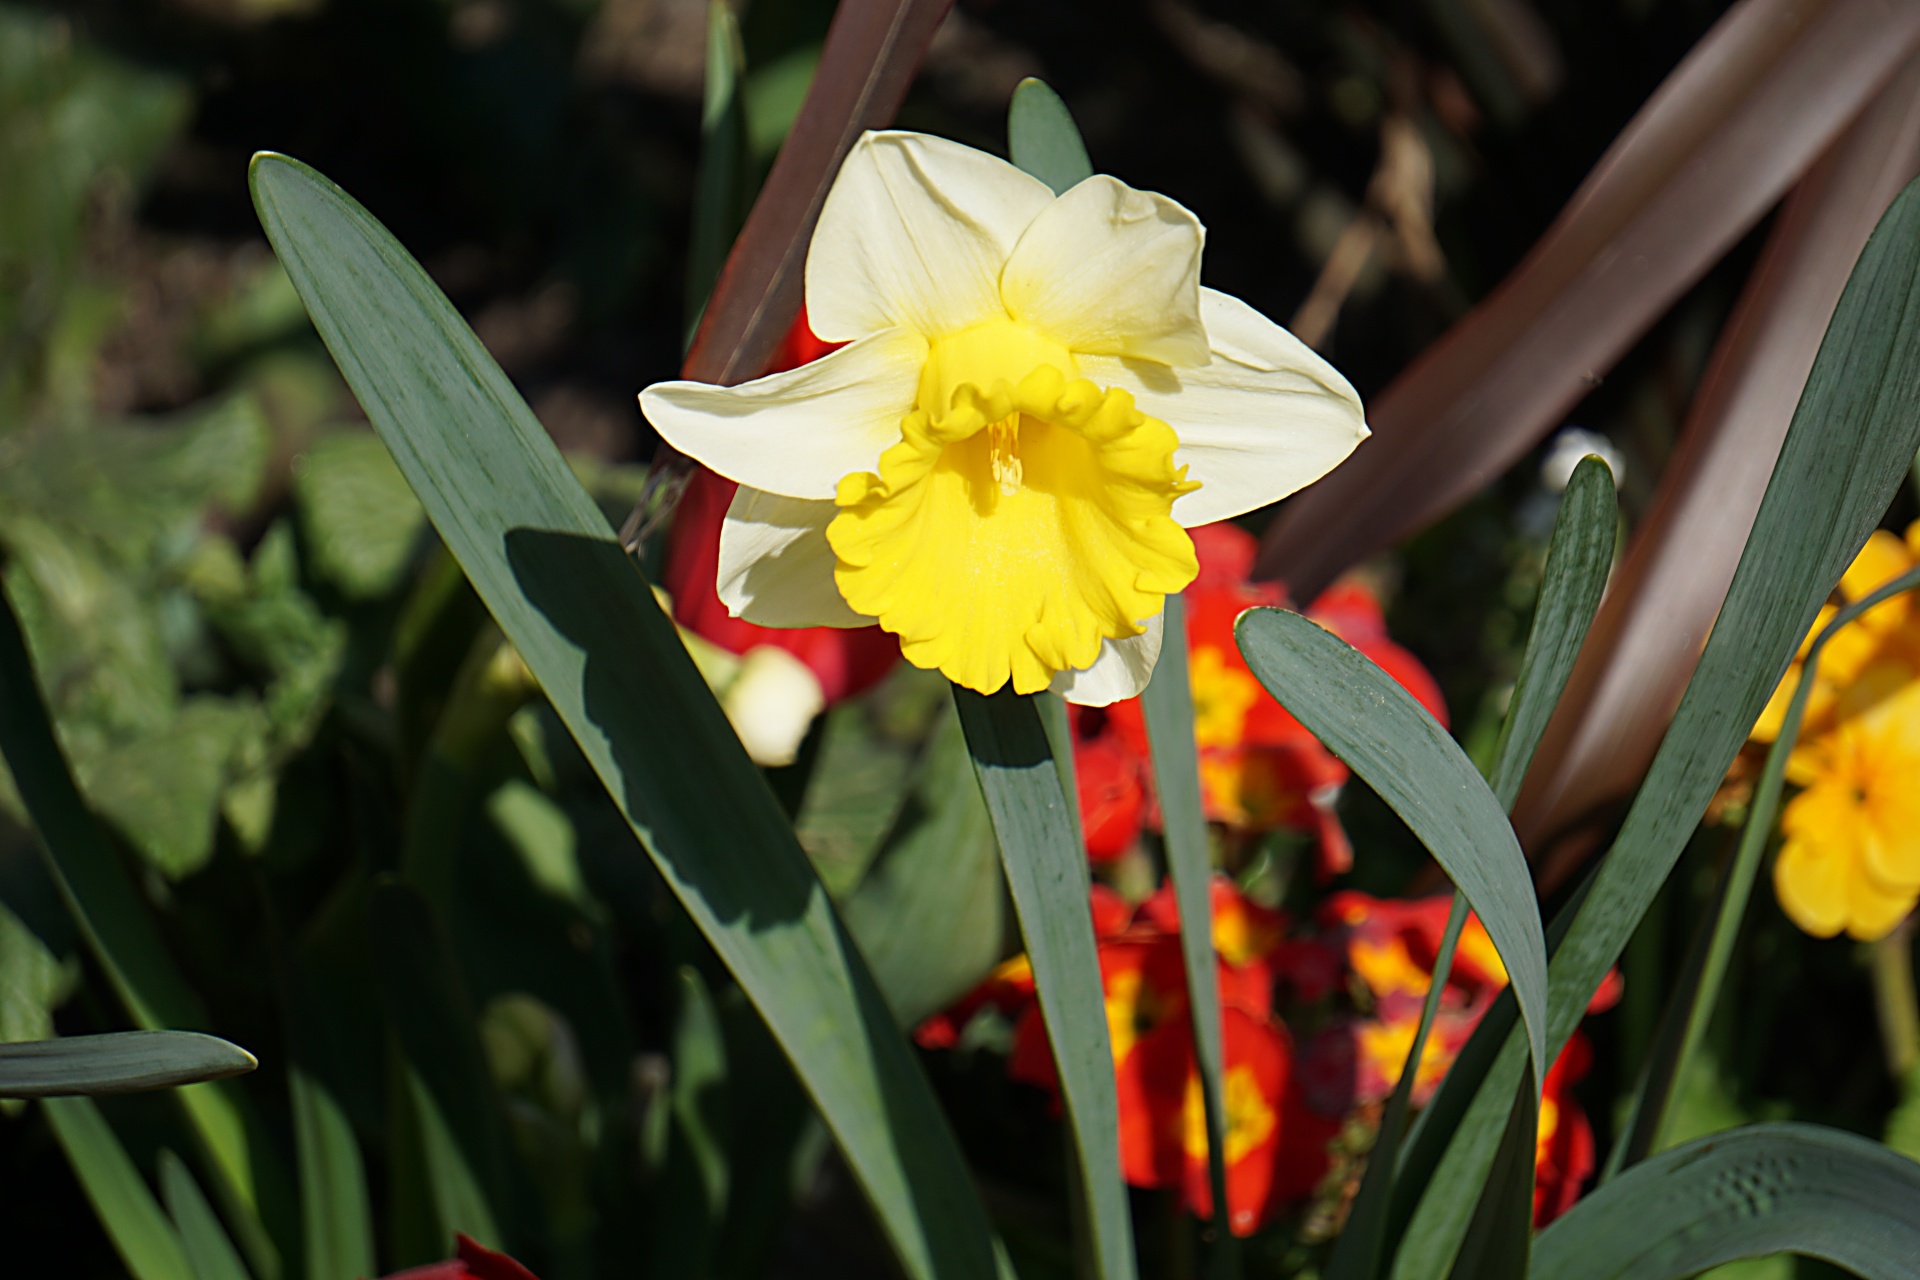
[
  {"left": 956, "top": 686, "right": 1137, "bottom": 1280},
  {"left": 1872, "top": 917, "right": 1920, "bottom": 1079},
  {"left": 1140, "top": 594, "right": 1239, "bottom": 1280}
]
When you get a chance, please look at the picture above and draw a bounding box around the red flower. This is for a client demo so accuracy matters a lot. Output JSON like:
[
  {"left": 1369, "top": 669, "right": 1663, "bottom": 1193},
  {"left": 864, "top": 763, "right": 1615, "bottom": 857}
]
[
  {"left": 985, "top": 879, "right": 1331, "bottom": 1234},
  {"left": 1125, "top": 1005, "right": 1295, "bottom": 1235},
  {"left": 1097, "top": 524, "right": 1446, "bottom": 882},
  {"left": 1077, "top": 732, "right": 1148, "bottom": 863},
  {"left": 915, "top": 886, "right": 1131, "bottom": 1050},
  {"left": 1534, "top": 1031, "right": 1597, "bottom": 1227},
  {"left": 379, "top": 1235, "right": 540, "bottom": 1280},
  {"left": 1318, "top": 892, "right": 1618, "bottom": 1218},
  {"left": 661, "top": 306, "right": 899, "bottom": 713}
]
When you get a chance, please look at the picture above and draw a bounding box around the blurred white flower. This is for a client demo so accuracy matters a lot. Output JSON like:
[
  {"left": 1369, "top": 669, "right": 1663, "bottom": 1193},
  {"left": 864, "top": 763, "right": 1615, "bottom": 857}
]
[{"left": 1540, "top": 427, "right": 1623, "bottom": 494}]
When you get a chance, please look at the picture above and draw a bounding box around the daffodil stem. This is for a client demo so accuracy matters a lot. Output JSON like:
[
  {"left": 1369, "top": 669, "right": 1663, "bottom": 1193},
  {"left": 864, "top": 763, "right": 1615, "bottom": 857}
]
[
  {"left": 1871, "top": 917, "right": 1920, "bottom": 1079},
  {"left": 956, "top": 685, "right": 1138, "bottom": 1280},
  {"left": 1139, "top": 593, "right": 1239, "bottom": 1280}
]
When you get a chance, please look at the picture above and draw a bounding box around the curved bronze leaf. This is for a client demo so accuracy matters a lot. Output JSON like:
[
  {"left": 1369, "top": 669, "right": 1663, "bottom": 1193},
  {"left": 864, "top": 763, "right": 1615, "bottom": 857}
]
[
  {"left": 681, "top": 0, "right": 955, "bottom": 386},
  {"left": 1255, "top": 0, "right": 1920, "bottom": 600}
]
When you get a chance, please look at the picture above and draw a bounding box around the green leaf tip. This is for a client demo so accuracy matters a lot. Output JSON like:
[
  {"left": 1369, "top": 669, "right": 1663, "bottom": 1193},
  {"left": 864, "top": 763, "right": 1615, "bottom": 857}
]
[{"left": 0, "top": 1031, "right": 259, "bottom": 1098}]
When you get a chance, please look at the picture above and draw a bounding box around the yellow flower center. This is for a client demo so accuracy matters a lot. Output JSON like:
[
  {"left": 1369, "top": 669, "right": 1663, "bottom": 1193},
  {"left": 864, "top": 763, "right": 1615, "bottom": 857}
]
[
  {"left": 1358, "top": 1016, "right": 1454, "bottom": 1097},
  {"left": 1191, "top": 645, "right": 1260, "bottom": 749},
  {"left": 826, "top": 318, "right": 1201, "bottom": 696},
  {"left": 1181, "top": 1064, "right": 1277, "bottom": 1165},
  {"left": 1104, "top": 966, "right": 1179, "bottom": 1066}
]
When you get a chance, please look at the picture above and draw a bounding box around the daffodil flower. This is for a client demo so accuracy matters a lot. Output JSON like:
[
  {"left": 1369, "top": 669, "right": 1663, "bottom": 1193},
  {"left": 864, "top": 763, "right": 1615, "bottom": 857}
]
[{"left": 641, "top": 131, "right": 1368, "bottom": 703}]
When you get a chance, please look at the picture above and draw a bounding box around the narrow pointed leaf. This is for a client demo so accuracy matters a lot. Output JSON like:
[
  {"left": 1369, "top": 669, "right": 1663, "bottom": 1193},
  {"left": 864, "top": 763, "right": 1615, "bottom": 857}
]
[
  {"left": 250, "top": 152, "right": 1003, "bottom": 1280},
  {"left": 1235, "top": 611, "right": 1549, "bottom": 1082},
  {"left": 1514, "top": 53, "right": 1920, "bottom": 867},
  {"left": 1533, "top": 1124, "right": 1920, "bottom": 1279},
  {"left": 291, "top": 1067, "right": 375, "bottom": 1280},
  {"left": 1009, "top": 78, "right": 1093, "bottom": 196},
  {"left": 686, "top": 0, "right": 751, "bottom": 331},
  {"left": 1257, "top": 0, "right": 1920, "bottom": 599},
  {"left": 1442, "top": 1081, "right": 1535, "bottom": 1280},
  {"left": 0, "top": 1031, "right": 256, "bottom": 1097},
  {"left": 1387, "top": 171, "right": 1920, "bottom": 1280},
  {"left": 368, "top": 881, "right": 512, "bottom": 1248},
  {"left": 1488, "top": 457, "right": 1618, "bottom": 809},
  {"left": 45, "top": 1097, "right": 195, "bottom": 1280},
  {"left": 1327, "top": 457, "right": 1612, "bottom": 1280},
  {"left": 159, "top": 1150, "right": 253, "bottom": 1280},
  {"left": 954, "top": 687, "right": 1136, "bottom": 1280}
]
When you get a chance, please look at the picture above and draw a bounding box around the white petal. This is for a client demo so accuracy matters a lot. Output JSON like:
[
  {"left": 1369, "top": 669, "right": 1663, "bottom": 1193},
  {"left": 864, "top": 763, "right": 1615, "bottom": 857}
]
[
  {"left": 1051, "top": 614, "right": 1164, "bottom": 706},
  {"left": 722, "top": 646, "right": 826, "bottom": 767},
  {"left": 639, "top": 328, "right": 926, "bottom": 500},
  {"left": 805, "top": 131, "right": 1055, "bottom": 342},
  {"left": 1080, "top": 292, "right": 1368, "bottom": 527},
  {"left": 1001, "top": 175, "right": 1209, "bottom": 365},
  {"left": 717, "top": 487, "right": 870, "bottom": 628}
]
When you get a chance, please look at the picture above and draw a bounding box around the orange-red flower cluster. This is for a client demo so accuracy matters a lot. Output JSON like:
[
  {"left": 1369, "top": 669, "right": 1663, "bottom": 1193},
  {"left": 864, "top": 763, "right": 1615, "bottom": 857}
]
[
  {"left": 1301, "top": 892, "right": 1621, "bottom": 1226},
  {"left": 925, "top": 877, "right": 1338, "bottom": 1236},
  {"left": 1074, "top": 523, "right": 1446, "bottom": 880}
]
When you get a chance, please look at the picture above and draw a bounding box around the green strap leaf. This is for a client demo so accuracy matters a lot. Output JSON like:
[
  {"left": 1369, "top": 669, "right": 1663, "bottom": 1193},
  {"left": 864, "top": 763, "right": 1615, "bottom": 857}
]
[
  {"left": 686, "top": 0, "right": 751, "bottom": 335},
  {"left": 1327, "top": 448, "right": 1617, "bottom": 1280},
  {"left": 158, "top": 1149, "right": 253, "bottom": 1280},
  {"left": 1009, "top": 78, "right": 1093, "bottom": 196},
  {"left": 291, "top": 1067, "right": 375, "bottom": 1280},
  {"left": 840, "top": 706, "right": 1007, "bottom": 1027},
  {"left": 1533, "top": 1124, "right": 1920, "bottom": 1278},
  {"left": 1389, "top": 172, "right": 1920, "bottom": 1280},
  {"left": 249, "top": 151, "right": 1002, "bottom": 1280},
  {"left": 1234, "top": 610, "right": 1550, "bottom": 1087},
  {"left": 954, "top": 687, "right": 1137, "bottom": 1280},
  {"left": 0, "top": 1031, "right": 256, "bottom": 1097},
  {"left": 44, "top": 1097, "right": 195, "bottom": 1280},
  {"left": 1139, "top": 594, "right": 1236, "bottom": 1277},
  {"left": 1486, "top": 457, "right": 1618, "bottom": 810},
  {"left": 368, "top": 881, "right": 511, "bottom": 1248}
]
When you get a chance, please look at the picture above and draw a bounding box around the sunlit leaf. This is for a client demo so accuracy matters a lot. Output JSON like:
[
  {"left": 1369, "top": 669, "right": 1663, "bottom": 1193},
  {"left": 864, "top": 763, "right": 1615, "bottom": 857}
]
[
  {"left": 1388, "top": 169, "right": 1920, "bottom": 1280},
  {"left": 0, "top": 1031, "right": 255, "bottom": 1097},
  {"left": 1533, "top": 1124, "right": 1920, "bottom": 1279},
  {"left": 250, "top": 152, "right": 1005, "bottom": 1280},
  {"left": 955, "top": 687, "right": 1136, "bottom": 1280}
]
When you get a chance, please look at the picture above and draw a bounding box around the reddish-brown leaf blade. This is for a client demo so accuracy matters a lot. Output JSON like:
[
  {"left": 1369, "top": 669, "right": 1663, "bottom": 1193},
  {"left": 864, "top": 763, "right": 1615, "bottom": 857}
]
[
  {"left": 1516, "top": 51, "right": 1920, "bottom": 875},
  {"left": 680, "top": 0, "right": 954, "bottom": 386},
  {"left": 1254, "top": 0, "right": 1920, "bottom": 599}
]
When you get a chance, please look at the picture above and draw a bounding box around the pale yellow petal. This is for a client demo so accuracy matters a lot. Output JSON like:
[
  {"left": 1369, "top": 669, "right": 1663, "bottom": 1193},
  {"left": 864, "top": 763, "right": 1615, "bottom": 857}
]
[
  {"left": 1000, "top": 175, "right": 1209, "bottom": 365},
  {"left": 1050, "top": 615, "right": 1165, "bottom": 706},
  {"left": 718, "top": 487, "right": 870, "bottom": 628},
  {"left": 804, "top": 131, "right": 1054, "bottom": 342},
  {"left": 641, "top": 328, "right": 926, "bottom": 500}
]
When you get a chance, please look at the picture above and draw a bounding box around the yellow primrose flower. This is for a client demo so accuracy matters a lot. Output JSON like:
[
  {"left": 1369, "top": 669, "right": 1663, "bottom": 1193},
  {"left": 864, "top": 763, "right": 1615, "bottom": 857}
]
[
  {"left": 1752, "top": 525, "right": 1920, "bottom": 744},
  {"left": 1773, "top": 668, "right": 1920, "bottom": 940},
  {"left": 640, "top": 131, "right": 1367, "bottom": 703}
]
